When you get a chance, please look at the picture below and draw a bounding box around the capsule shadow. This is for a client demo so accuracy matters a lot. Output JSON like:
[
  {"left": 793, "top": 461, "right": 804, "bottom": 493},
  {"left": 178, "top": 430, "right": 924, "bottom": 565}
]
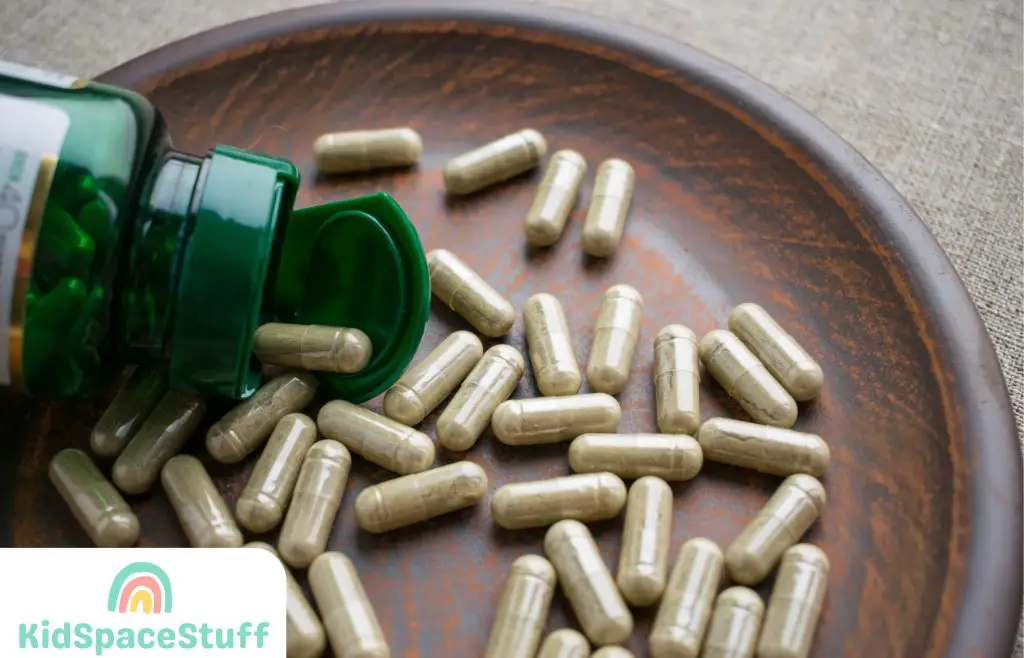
[{"left": 581, "top": 252, "right": 614, "bottom": 274}]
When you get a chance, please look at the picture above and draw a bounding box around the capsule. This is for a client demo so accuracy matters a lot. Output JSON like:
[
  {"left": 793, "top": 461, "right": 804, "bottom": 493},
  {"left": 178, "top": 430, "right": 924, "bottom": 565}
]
[
  {"left": 698, "top": 330, "right": 797, "bottom": 428},
  {"left": 587, "top": 285, "right": 643, "bottom": 394},
  {"left": 483, "top": 555, "right": 557, "bottom": 658},
  {"left": 537, "top": 629, "right": 590, "bottom": 658},
  {"left": 246, "top": 542, "right": 327, "bottom": 658},
  {"left": 278, "top": 440, "right": 352, "bottom": 568},
  {"left": 427, "top": 249, "right": 515, "bottom": 336},
  {"left": 649, "top": 538, "right": 724, "bottom": 658},
  {"left": 436, "top": 344, "right": 524, "bottom": 451},
  {"left": 568, "top": 433, "right": 703, "bottom": 481},
  {"left": 728, "top": 303, "right": 823, "bottom": 401},
  {"left": 160, "top": 455, "right": 243, "bottom": 548},
  {"left": 654, "top": 325, "right": 701, "bottom": 435},
  {"left": 581, "top": 159, "right": 634, "bottom": 257},
  {"left": 525, "top": 150, "right": 587, "bottom": 246},
  {"left": 206, "top": 371, "right": 318, "bottom": 464},
  {"left": 523, "top": 293, "right": 581, "bottom": 396},
  {"left": 725, "top": 474, "right": 825, "bottom": 585},
  {"left": 492, "top": 393, "right": 621, "bottom": 446},
  {"left": 757, "top": 544, "right": 829, "bottom": 658},
  {"left": 49, "top": 449, "right": 139, "bottom": 547},
  {"left": 111, "top": 390, "right": 207, "bottom": 494},
  {"left": 313, "top": 127, "right": 422, "bottom": 174},
  {"left": 544, "top": 520, "right": 633, "bottom": 646},
  {"left": 382, "top": 331, "right": 484, "bottom": 426},
  {"left": 593, "top": 649, "right": 635, "bottom": 658},
  {"left": 492, "top": 472, "right": 626, "bottom": 530},
  {"left": 701, "top": 587, "right": 764, "bottom": 658},
  {"left": 443, "top": 128, "right": 547, "bottom": 195},
  {"left": 308, "top": 552, "right": 390, "bottom": 658},
  {"left": 697, "top": 418, "right": 829, "bottom": 477},
  {"left": 236, "top": 413, "right": 318, "bottom": 533},
  {"left": 355, "top": 461, "right": 488, "bottom": 533},
  {"left": 253, "top": 323, "right": 372, "bottom": 373},
  {"left": 617, "top": 477, "right": 672, "bottom": 607},
  {"left": 318, "top": 400, "right": 434, "bottom": 475},
  {"left": 89, "top": 365, "right": 167, "bottom": 459}
]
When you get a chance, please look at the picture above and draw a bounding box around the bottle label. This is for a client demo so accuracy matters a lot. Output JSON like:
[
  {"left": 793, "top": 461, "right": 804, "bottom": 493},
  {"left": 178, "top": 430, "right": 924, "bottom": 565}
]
[
  {"left": 0, "top": 95, "right": 69, "bottom": 386},
  {"left": 0, "top": 59, "right": 79, "bottom": 88}
]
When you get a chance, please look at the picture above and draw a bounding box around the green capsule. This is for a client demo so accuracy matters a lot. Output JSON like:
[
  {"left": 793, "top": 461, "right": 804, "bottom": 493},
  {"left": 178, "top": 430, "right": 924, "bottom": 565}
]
[
  {"left": 697, "top": 418, "right": 829, "bottom": 477},
  {"left": 49, "top": 449, "right": 139, "bottom": 548},
  {"left": 308, "top": 552, "right": 390, "bottom": 658},
  {"left": 35, "top": 205, "right": 95, "bottom": 286},
  {"left": 483, "top": 555, "right": 557, "bottom": 658},
  {"left": 236, "top": 413, "right": 318, "bottom": 533},
  {"left": 206, "top": 371, "right": 318, "bottom": 464},
  {"left": 245, "top": 542, "right": 327, "bottom": 658},
  {"left": 701, "top": 587, "right": 764, "bottom": 658},
  {"left": 278, "top": 440, "right": 352, "bottom": 569},
  {"left": 581, "top": 159, "right": 634, "bottom": 257},
  {"left": 649, "top": 538, "right": 724, "bottom": 658},
  {"left": 111, "top": 390, "right": 207, "bottom": 494},
  {"left": 76, "top": 198, "right": 115, "bottom": 261},
  {"left": 90, "top": 365, "right": 168, "bottom": 459},
  {"left": 725, "top": 475, "right": 825, "bottom": 586},
  {"left": 536, "top": 629, "right": 590, "bottom": 658},
  {"left": 757, "top": 545, "right": 829, "bottom": 658},
  {"left": 444, "top": 129, "right": 547, "bottom": 195},
  {"left": 313, "top": 127, "right": 422, "bottom": 174},
  {"left": 525, "top": 150, "right": 587, "bottom": 246},
  {"left": 729, "top": 303, "right": 823, "bottom": 401},
  {"left": 161, "top": 455, "right": 243, "bottom": 548}
]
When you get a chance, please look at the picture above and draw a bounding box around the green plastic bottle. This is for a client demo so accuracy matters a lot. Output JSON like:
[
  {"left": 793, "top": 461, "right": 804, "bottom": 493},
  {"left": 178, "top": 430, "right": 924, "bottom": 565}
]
[{"left": 0, "top": 60, "right": 430, "bottom": 402}]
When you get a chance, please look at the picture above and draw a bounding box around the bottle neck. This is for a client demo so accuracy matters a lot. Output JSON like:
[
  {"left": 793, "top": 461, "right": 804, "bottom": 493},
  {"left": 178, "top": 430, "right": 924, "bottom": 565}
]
[{"left": 121, "top": 148, "right": 203, "bottom": 358}]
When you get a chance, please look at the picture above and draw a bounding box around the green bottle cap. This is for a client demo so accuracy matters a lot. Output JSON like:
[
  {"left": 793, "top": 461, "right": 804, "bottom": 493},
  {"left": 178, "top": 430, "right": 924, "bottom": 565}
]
[{"left": 273, "top": 193, "right": 430, "bottom": 403}]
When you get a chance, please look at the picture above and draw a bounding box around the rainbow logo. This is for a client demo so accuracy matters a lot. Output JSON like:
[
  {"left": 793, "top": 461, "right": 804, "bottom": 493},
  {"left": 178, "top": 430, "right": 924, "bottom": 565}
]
[{"left": 106, "top": 562, "right": 173, "bottom": 615}]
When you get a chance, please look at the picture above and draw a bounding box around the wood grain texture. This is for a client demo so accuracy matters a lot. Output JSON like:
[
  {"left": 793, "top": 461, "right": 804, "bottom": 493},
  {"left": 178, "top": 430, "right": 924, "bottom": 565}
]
[{"left": 0, "top": 2, "right": 1019, "bottom": 657}]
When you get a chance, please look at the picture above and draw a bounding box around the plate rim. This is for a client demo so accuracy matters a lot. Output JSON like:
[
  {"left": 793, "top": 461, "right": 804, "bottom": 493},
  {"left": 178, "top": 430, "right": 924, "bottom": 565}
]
[{"left": 96, "top": 1, "right": 1022, "bottom": 655}]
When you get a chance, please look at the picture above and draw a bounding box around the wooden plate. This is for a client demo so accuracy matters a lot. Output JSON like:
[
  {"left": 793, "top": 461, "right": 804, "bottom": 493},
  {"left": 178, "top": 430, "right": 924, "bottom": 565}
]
[{"left": 2, "top": 2, "right": 1020, "bottom": 656}]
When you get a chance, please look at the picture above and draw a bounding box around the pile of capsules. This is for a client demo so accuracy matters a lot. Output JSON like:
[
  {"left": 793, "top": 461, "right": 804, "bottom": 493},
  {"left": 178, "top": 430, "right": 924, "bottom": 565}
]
[{"left": 48, "top": 126, "right": 830, "bottom": 658}]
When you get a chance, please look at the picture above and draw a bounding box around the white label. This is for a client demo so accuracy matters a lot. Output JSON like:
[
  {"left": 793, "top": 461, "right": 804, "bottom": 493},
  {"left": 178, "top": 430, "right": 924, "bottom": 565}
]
[
  {"left": 0, "top": 95, "right": 70, "bottom": 385},
  {"left": 0, "top": 60, "right": 78, "bottom": 89},
  {"left": 0, "top": 548, "right": 287, "bottom": 656}
]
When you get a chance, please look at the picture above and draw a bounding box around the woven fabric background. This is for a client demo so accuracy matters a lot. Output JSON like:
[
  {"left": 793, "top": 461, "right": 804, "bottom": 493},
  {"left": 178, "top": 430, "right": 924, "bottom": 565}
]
[{"left": 1, "top": 0, "right": 1021, "bottom": 654}]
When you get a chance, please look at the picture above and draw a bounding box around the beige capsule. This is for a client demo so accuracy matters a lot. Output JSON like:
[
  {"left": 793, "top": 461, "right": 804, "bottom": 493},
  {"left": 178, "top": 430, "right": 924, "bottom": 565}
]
[
  {"left": 436, "top": 344, "right": 524, "bottom": 451},
  {"left": 593, "top": 649, "right": 635, "bottom": 658},
  {"left": 427, "top": 249, "right": 515, "bottom": 337},
  {"left": 700, "top": 587, "right": 764, "bottom": 658},
  {"left": 161, "top": 455, "right": 243, "bottom": 548},
  {"left": 617, "top": 477, "right": 673, "bottom": 607},
  {"left": 525, "top": 150, "right": 587, "bottom": 246},
  {"left": 253, "top": 323, "right": 372, "bottom": 374},
  {"left": 544, "top": 520, "right": 633, "bottom": 646},
  {"left": 313, "top": 127, "right": 422, "bottom": 174},
  {"left": 443, "top": 128, "right": 547, "bottom": 195},
  {"left": 49, "top": 449, "right": 139, "bottom": 548},
  {"left": 236, "top": 413, "right": 318, "bottom": 533},
  {"left": 90, "top": 365, "right": 167, "bottom": 459},
  {"left": 111, "top": 390, "right": 207, "bottom": 494},
  {"left": 581, "top": 159, "right": 634, "bottom": 257},
  {"left": 725, "top": 474, "right": 825, "bottom": 586},
  {"left": 382, "top": 331, "right": 484, "bottom": 426},
  {"left": 757, "top": 545, "right": 829, "bottom": 658},
  {"left": 492, "top": 472, "right": 627, "bottom": 530},
  {"left": 308, "top": 552, "right": 390, "bottom": 658},
  {"left": 697, "top": 418, "right": 829, "bottom": 478},
  {"left": 698, "top": 330, "right": 797, "bottom": 428},
  {"left": 483, "top": 555, "right": 557, "bottom": 658},
  {"left": 649, "top": 538, "right": 724, "bottom": 658},
  {"left": 206, "top": 371, "right": 318, "bottom": 464},
  {"left": 654, "top": 325, "right": 701, "bottom": 435},
  {"left": 568, "top": 433, "right": 703, "bottom": 482},
  {"left": 537, "top": 629, "right": 590, "bottom": 658},
  {"left": 354, "top": 461, "right": 488, "bottom": 533},
  {"left": 492, "top": 393, "right": 621, "bottom": 446},
  {"left": 278, "top": 440, "right": 352, "bottom": 568},
  {"left": 246, "top": 542, "right": 327, "bottom": 658},
  {"left": 728, "top": 303, "right": 823, "bottom": 402},
  {"left": 587, "top": 285, "right": 643, "bottom": 394},
  {"left": 523, "top": 293, "right": 581, "bottom": 396},
  {"left": 318, "top": 400, "right": 434, "bottom": 475}
]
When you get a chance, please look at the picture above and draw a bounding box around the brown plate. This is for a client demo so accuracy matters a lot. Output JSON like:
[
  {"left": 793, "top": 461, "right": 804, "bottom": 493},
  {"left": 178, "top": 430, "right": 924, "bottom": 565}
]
[{"left": 1, "top": 2, "right": 1020, "bottom": 657}]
